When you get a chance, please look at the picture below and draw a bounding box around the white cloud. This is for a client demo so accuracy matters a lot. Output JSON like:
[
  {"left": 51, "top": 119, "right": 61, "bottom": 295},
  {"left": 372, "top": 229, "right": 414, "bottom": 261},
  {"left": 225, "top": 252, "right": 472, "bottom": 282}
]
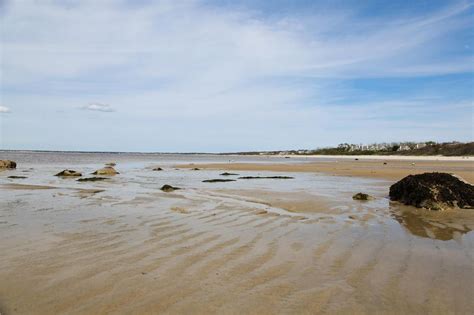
[
  {"left": 0, "top": 106, "right": 11, "bottom": 113},
  {"left": 81, "top": 103, "right": 115, "bottom": 112}
]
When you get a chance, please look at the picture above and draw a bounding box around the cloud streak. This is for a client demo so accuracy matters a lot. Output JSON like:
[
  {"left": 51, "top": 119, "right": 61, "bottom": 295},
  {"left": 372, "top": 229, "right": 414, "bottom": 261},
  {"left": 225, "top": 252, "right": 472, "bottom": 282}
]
[
  {"left": 81, "top": 103, "right": 115, "bottom": 112},
  {"left": 0, "top": 106, "right": 11, "bottom": 114}
]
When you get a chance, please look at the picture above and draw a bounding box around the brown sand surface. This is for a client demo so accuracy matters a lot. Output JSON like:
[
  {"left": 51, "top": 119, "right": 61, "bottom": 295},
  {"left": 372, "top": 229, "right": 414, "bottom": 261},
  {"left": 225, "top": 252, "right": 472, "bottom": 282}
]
[
  {"left": 1, "top": 158, "right": 473, "bottom": 314},
  {"left": 178, "top": 158, "right": 474, "bottom": 183}
]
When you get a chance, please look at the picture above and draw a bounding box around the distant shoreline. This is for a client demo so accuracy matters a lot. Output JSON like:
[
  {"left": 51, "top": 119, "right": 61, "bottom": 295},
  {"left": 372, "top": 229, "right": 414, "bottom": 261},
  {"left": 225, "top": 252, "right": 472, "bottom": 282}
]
[
  {"left": 1, "top": 149, "right": 473, "bottom": 161},
  {"left": 260, "top": 154, "right": 473, "bottom": 162}
]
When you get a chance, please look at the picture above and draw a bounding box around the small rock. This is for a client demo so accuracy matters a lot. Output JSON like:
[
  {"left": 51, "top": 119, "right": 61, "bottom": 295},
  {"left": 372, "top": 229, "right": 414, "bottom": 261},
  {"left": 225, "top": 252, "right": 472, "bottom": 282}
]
[
  {"left": 191, "top": 168, "right": 200, "bottom": 171},
  {"left": 352, "top": 193, "right": 373, "bottom": 201},
  {"left": 383, "top": 162, "right": 387, "bottom": 165},
  {"left": 160, "top": 184, "right": 181, "bottom": 192},
  {"left": 220, "top": 172, "right": 239, "bottom": 176},
  {"left": 0, "top": 160, "right": 17, "bottom": 169},
  {"left": 92, "top": 166, "right": 119, "bottom": 176},
  {"left": 153, "top": 167, "right": 163, "bottom": 171},
  {"left": 55, "top": 169, "right": 82, "bottom": 177},
  {"left": 8, "top": 176, "right": 27, "bottom": 179},
  {"left": 355, "top": 158, "right": 359, "bottom": 161}
]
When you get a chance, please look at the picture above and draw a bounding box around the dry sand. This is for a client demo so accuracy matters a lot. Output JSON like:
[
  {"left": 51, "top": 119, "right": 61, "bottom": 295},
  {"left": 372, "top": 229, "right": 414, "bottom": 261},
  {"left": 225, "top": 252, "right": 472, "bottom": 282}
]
[{"left": 0, "top": 157, "right": 473, "bottom": 314}]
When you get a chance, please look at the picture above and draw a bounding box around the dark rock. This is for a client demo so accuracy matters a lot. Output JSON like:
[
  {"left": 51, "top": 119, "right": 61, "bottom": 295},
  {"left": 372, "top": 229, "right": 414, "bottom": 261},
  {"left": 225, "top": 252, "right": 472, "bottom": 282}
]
[
  {"left": 8, "top": 176, "right": 27, "bottom": 179},
  {"left": 0, "top": 160, "right": 17, "bottom": 169},
  {"left": 238, "top": 176, "right": 294, "bottom": 179},
  {"left": 153, "top": 167, "right": 163, "bottom": 171},
  {"left": 191, "top": 168, "right": 200, "bottom": 171},
  {"left": 220, "top": 172, "right": 239, "bottom": 176},
  {"left": 92, "top": 166, "right": 119, "bottom": 176},
  {"left": 55, "top": 169, "right": 82, "bottom": 177},
  {"left": 161, "top": 184, "right": 181, "bottom": 192},
  {"left": 383, "top": 162, "right": 387, "bottom": 165},
  {"left": 355, "top": 158, "right": 359, "bottom": 161},
  {"left": 352, "top": 193, "right": 373, "bottom": 201},
  {"left": 77, "top": 177, "right": 109, "bottom": 182},
  {"left": 202, "top": 179, "right": 236, "bottom": 183},
  {"left": 389, "top": 172, "right": 474, "bottom": 210}
]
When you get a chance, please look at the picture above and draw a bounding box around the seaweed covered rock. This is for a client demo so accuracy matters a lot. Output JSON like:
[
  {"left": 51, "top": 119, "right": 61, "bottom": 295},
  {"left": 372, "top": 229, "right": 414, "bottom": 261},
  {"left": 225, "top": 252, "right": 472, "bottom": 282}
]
[
  {"left": 202, "top": 179, "right": 236, "bottom": 183},
  {"left": 0, "top": 160, "right": 16, "bottom": 169},
  {"left": 92, "top": 166, "right": 119, "bottom": 176},
  {"left": 389, "top": 172, "right": 474, "bottom": 210},
  {"left": 55, "top": 169, "right": 82, "bottom": 177}
]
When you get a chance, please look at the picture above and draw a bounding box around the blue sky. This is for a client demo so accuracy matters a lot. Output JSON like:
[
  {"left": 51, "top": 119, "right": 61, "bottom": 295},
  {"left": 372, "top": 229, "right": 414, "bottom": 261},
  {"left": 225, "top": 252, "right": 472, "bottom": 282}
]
[{"left": 0, "top": 0, "right": 473, "bottom": 152}]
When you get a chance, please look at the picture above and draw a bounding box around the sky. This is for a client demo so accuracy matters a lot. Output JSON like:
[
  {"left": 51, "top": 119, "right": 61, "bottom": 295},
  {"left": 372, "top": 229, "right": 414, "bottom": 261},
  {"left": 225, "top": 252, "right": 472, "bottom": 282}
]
[{"left": 0, "top": 0, "right": 473, "bottom": 152}]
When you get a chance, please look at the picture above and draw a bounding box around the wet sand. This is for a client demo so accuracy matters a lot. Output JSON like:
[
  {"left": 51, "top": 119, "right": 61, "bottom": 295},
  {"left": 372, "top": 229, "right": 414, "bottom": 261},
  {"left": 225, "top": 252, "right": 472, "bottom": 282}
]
[
  {"left": 178, "top": 158, "right": 474, "bottom": 182},
  {"left": 0, "top": 154, "right": 473, "bottom": 314}
]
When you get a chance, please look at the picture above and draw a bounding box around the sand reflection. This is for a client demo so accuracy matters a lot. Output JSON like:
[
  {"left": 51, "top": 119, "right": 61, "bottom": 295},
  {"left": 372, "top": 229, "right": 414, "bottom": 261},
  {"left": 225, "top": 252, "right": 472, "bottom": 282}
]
[{"left": 390, "top": 204, "right": 473, "bottom": 241}]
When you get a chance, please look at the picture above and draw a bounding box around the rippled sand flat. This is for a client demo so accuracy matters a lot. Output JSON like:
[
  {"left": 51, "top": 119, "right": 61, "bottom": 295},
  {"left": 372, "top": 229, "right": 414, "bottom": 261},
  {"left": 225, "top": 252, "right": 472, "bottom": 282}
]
[{"left": 0, "top": 153, "right": 473, "bottom": 314}]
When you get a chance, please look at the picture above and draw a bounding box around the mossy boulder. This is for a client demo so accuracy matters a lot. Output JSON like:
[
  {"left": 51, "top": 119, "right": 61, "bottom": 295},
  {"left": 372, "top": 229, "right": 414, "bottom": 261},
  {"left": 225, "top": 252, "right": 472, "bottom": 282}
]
[{"left": 389, "top": 172, "right": 474, "bottom": 210}]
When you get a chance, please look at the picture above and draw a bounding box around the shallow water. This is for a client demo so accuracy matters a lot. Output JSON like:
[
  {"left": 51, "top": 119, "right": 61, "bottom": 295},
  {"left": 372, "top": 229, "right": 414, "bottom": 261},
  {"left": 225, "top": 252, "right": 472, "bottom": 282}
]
[{"left": 0, "top": 152, "right": 473, "bottom": 314}]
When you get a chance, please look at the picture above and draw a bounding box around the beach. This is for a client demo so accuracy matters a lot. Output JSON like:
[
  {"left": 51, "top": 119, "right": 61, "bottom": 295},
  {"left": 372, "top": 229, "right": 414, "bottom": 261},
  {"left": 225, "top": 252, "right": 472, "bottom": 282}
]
[{"left": 1, "top": 152, "right": 473, "bottom": 314}]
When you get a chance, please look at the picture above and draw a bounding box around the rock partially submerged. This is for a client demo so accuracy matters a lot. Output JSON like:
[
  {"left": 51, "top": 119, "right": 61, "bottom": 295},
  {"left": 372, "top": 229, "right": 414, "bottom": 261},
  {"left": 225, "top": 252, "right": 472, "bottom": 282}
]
[
  {"left": 191, "top": 168, "right": 200, "bottom": 171},
  {"left": 352, "top": 193, "right": 374, "bottom": 201},
  {"left": 77, "top": 177, "right": 109, "bottom": 182},
  {"left": 153, "top": 167, "right": 163, "bottom": 171},
  {"left": 238, "top": 176, "right": 294, "bottom": 179},
  {"left": 0, "top": 160, "right": 17, "bottom": 169},
  {"left": 160, "top": 184, "right": 181, "bottom": 192},
  {"left": 55, "top": 169, "right": 82, "bottom": 177},
  {"left": 202, "top": 179, "right": 236, "bottom": 183},
  {"left": 389, "top": 172, "right": 474, "bottom": 210},
  {"left": 92, "top": 167, "right": 119, "bottom": 176},
  {"left": 220, "top": 172, "right": 239, "bottom": 176},
  {"left": 8, "top": 176, "right": 27, "bottom": 179}
]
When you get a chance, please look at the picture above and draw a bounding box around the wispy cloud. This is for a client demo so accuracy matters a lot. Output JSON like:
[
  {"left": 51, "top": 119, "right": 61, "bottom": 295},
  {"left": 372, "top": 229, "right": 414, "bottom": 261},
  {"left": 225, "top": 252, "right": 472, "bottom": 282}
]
[
  {"left": 0, "top": 106, "right": 11, "bottom": 114},
  {"left": 81, "top": 103, "right": 115, "bottom": 112}
]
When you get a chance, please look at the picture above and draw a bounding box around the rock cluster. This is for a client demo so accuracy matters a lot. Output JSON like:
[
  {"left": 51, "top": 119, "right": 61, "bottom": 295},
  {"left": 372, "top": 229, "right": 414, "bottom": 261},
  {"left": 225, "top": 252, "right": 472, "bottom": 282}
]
[
  {"left": 389, "top": 172, "right": 474, "bottom": 210},
  {"left": 0, "top": 160, "right": 16, "bottom": 169}
]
